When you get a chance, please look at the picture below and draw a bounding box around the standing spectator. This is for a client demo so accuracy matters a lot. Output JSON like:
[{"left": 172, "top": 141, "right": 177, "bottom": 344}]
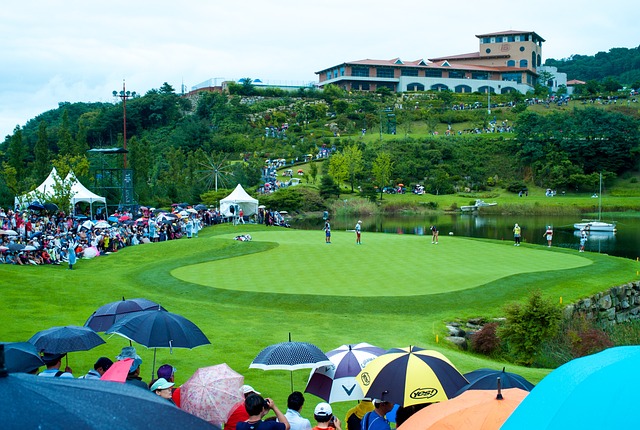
[
  {"left": 324, "top": 220, "right": 331, "bottom": 244},
  {"left": 543, "top": 225, "right": 553, "bottom": 247},
  {"left": 345, "top": 400, "right": 373, "bottom": 430},
  {"left": 360, "top": 400, "right": 393, "bottom": 430},
  {"left": 67, "top": 240, "right": 77, "bottom": 270},
  {"left": 355, "top": 220, "right": 362, "bottom": 245},
  {"left": 239, "top": 208, "right": 245, "bottom": 224},
  {"left": 513, "top": 223, "right": 521, "bottom": 246},
  {"left": 284, "top": 392, "right": 311, "bottom": 430},
  {"left": 579, "top": 229, "right": 588, "bottom": 252},
  {"left": 237, "top": 394, "right": 289, "bottom": 430},
  {"left": 226, "top": 385, "right": 261, "bottom": 430},
  {"left": 312, "top": 403, "right": 341, "bottom": 430}
]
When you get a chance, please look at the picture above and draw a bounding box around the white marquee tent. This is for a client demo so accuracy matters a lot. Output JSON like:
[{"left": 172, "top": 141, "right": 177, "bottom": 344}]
[
  {"left": 219, "top": 184, "right": 259, "bottom": 217},
  {"left": 14, "top": 167, "right": 107, "bottom": 216}
]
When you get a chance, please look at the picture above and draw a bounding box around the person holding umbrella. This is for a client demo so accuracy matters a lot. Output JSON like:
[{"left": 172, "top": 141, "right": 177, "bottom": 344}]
[
  {"left": 38, "top": 352, "right": 73, "bottom": 378},
  {"left": 237, "top": 394, "right": 290, "bottom": 430}
]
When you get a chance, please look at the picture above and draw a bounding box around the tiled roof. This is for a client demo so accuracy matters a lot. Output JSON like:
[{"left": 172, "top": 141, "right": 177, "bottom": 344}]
[{"left": 475, "top": 30, "right": 545, "bottom": 42}]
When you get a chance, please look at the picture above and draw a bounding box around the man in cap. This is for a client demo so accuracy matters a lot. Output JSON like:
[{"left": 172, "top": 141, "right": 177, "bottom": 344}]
[
  {"left": 312, "top": 402, "right": 342, "bottom": 430},
  {"left": 157, "top": 363, "right": 181, "bottom": 407},
  {"left": 360, "top": 400, "right": 393, "bottom": 430},
  {"left": 116, "top": 346, "right": 147, "bottom": 389},
  {"left": 38, "top": 352, "right": 74, "bottom": 378},
  {"left": 225, "top": 384, "right": 262, "bottom": 430},
  {"left": 80, "top": 356, "right": 113, "bottom": 379}
]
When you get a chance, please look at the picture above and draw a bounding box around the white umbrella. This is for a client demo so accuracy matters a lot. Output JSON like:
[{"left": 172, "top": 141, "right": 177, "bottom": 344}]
[
  {"left": 94, "top": 221, "right": 110, "bottom": 229},
  {"left": 0, "top": 229, "right": 18, "bottom": 236},
  {"left": 80, "top": 220, "right": 93, "bottom": 230}
]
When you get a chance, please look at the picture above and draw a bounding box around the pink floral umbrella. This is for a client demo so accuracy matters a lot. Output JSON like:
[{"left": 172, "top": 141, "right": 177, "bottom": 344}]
[{"left": 181, "top": 363, "right": 244, "bottom": 426}]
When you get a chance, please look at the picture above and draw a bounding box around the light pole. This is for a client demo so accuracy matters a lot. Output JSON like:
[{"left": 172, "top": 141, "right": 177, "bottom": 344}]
[
  {"left": 112, "top": 80, "right": 136, "bottom": 168},
  {"left": 487, "top": 86, "right": 491, "bottom": 115}
]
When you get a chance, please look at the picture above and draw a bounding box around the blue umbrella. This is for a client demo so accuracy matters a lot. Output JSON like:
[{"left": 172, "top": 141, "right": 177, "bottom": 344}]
[
  {"left": 0, "top": 342, "right": 44, "bottom": 373},
  {"left": 454, "top": 367, "right": 535, "bottom": 397},
  {"left": 107, "top": 216, "right": 119, "bottom": 223},
  {"left": 503, "top": 346, "right": 640, "bottom": 429},
  {"left": 84, "top": 297, "right": 166, "bottom": 332},
  {"left": 28, "top": 325, "right": 105, "bottom": 354},
  {"left": 27, "top": 201, "right": 45, "bottom": 211}
]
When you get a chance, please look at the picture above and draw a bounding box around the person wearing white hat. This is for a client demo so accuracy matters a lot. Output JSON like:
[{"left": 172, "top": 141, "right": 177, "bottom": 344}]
[
  {"left": 150, "top": 378, "right": 175, "bottom": 403},
  {"left": 312, "top": 403, "right": 341, "bottom": 430},
  {"left": 355, "top": 220, "right": 362, "bottom": 245},
  {"left": 225, "top": 384, "right": 262, "bottom": 430}
]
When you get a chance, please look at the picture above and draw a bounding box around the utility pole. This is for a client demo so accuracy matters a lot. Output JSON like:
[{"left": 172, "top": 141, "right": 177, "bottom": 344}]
[{"left": 112, "top": 80, "right": 136, "bottom": 168}]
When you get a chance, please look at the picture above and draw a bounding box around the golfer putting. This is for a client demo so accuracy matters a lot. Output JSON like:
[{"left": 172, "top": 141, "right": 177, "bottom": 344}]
[{"left": 355, "top": 220, "right": 362, "bottom": 244}]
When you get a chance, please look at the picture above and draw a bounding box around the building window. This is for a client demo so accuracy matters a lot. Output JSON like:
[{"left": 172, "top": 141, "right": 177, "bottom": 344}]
[
  {"left": 333, "top": 70, "right": 338, "bottom": 78},
  {"left": 501, "top": 73, "right": 522, "bottom": 83},
  {"left": 507, "top": 60, "right": 516, "bottom": 67},
  {"left": 377, "top": 82, "right": 395, "bottom": 90},
  {"left": 425, "top": 70, "right": 442, "bottom": 78},
  {"left": 448, "top": 70, "right": 465, "bottom": 79},
  {"left": 326, "top": 72, "right": 331, "bottom": 80},
  {"left": 377, "top": 67, "right": 394, "bottom": 78},
  {"left": 340, "top": 67, "right": 345, "bottom": 76},
  {"left": 472, "top": 72, "right": 489, "bottom": 80},
  {"left": 455, "top": 85, "right": 472, "bottom": 93},
  {"left": 507, "top": 36, "right": 515, "bottom": 42},
  {"left": 352, "top": 66, "right": 369, "bottom": 77},
  {"left": 361, "top": 83, "right": 370, "bottom": 90},
  {"left": 401, "top": 69, "right": 419, "bottom": 77},
  {"left": 407, "top": 82, "right": 425, "bottom": 91},
  {"left": 486, "top": 48, "right": 491, "bottom": 54},
  {"left": 520, "top": 46, "right": 525, "bottom": 52},
  {"left": 519, "top": 59, "right": 528, "bottom": 68}
]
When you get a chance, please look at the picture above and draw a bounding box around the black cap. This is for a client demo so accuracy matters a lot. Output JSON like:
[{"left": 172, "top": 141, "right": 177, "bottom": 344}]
[{"left": 42, "top": 352, "right": 66, "bottom": 365}]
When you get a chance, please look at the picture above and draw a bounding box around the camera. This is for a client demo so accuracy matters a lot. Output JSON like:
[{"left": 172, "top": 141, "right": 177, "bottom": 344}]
[{"left": 263, "top": 398, "right": 270, "bottom": 409}]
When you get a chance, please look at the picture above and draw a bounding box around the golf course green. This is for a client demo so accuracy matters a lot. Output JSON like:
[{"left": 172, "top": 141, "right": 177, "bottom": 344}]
[{"left": 1, "top": 223, "right": 638, "bottom": 420}]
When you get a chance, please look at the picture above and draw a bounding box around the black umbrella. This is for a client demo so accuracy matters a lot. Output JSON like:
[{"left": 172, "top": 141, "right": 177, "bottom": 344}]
[
  {"left": 106, "top": 309, "right": 211, "bottom": 380},
  {"left": 0, "top": 342, "right": 44, "bottom": 373},
  {"left": 27, "top": 201, "right": 45, "bottom": 211},
  {"left": 43, "top": 202, "right": 59, "bottom": 213},
  {"left": 84, "top": 297, "right": 166, "bottom": 332},
  {"left": 28, "top": 325, "right": 105, "bottom": 355},
  {"left": 8, "top": 243, "right": 25, "bottom": 252},
  {"left": 454, "top": 367, "right": 535, "bottom": 397},
  {"left": 0, "top": 360, "right": 217, "bottom": 429},
  {"left": 194, "top": 204, "right": 207, "bottom": 211}
]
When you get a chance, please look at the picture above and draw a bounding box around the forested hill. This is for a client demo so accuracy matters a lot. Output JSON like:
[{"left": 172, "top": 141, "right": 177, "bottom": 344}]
[{"left": 545, "top": 46, "right": 640, "bottom": 87}]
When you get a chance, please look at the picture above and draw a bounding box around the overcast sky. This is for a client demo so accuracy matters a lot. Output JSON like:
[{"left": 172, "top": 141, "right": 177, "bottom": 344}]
[{"left": 2, "top": 0, "right": 637, "bottom": 139}]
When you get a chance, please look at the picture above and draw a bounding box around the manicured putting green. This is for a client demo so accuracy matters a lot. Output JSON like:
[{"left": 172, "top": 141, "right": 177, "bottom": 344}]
[{"left": 171, "top": 229, "right": 591, "bottom": 297}]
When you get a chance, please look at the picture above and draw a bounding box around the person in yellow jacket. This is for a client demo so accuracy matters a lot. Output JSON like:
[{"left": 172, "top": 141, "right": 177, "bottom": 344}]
[{"left": 345, "top": 400, "right": 374, "bottom": 430}]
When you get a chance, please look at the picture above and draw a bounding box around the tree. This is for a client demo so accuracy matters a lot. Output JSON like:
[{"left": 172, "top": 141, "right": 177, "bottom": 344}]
[
  {"left": 6, "top": 126, "right": 25, "bottom": 180},
  {"left": 342, "top": 144, "right": 363, "bottom": 192},
  {"left": 372, "top": 152, "right": 393, "bottom": 200},
  {"left": 328, "top": 152, "right": 348, "bottom": 189},
  {"left": 309, "top": 161, "right": 318, "bottom": 184},
  {"left": 57, "top": 110, "right": 74, "bottom": 156},
  {"left": 319, "top": 174, "right": 340, "bottom": 199}
]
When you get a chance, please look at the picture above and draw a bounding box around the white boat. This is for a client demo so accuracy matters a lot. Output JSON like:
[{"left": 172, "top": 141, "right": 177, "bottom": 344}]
[
  {"left": 461, "top": 199, "right": 497, "bottom": 212},
  {"left": 574, "top": 173, "right": 616, "bottom": 232}
]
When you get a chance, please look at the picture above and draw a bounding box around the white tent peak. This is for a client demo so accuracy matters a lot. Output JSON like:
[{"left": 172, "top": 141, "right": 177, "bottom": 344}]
[{"left": 219, "top": 184, "right": 259, "bottom": 216}]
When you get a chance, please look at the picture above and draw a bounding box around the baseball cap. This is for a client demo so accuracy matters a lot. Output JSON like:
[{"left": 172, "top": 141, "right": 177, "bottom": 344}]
[
  {"left": 42, "top": 352, "right": 66, "bottom": 365},
  {"left": 150, "top": 378, "right": 174, "bottom": 391},
  {"left": 242, "top": 384, "right": 261, "bottom": 395},
  {"left": 314, "top": 402, "right": 332, "bottom": 417},
  {"left": 157, "top": 364, "right": 176, "bottom": 379}
]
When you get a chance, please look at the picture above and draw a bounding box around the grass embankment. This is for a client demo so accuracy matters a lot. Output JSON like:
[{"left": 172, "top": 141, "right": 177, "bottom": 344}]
[{"left": 2, "top": 223, "right": 638, "bottom": 419}]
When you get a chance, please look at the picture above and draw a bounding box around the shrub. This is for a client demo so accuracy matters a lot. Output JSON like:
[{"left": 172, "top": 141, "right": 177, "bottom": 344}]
[
  {"left": 470, "top": 322, "right": 502, "bottom": 355},
  {"left": 498, "top": 291, "right": 562, "bottom": 365}
]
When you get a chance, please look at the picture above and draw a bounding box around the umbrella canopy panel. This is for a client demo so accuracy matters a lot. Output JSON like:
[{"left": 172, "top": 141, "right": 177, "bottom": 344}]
[
  {"left": 357, "top": 346, "right": 468, "bottom": 407},
  {"left": 84, "top": 298, "right": 166, "bottom": 332},
  {"left": 455, "top": 368, "right": 535, "bottom": 397},
  {"left": 0, "top": 342, "right": 45, "bottom": 373},
  {"left": 28, "top": 326, "right": 105, "bottom": 354}
]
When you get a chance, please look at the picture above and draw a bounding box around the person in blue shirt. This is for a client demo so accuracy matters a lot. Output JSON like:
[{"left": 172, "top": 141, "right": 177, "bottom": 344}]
[{"left": 361, "top": 400, "right": 393, "bottom": 430}]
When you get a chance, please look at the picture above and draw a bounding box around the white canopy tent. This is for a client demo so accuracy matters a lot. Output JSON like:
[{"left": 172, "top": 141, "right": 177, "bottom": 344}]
[
  {"left": 14, "top": 167, "right": 107, "bottom": 217},
  {"left": 219, "top": 184, "right": 259, "bottom": 217}
]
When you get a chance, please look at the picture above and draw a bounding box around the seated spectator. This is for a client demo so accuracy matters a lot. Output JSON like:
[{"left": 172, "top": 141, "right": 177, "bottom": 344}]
[
  {"left": 38, "top": 352, "right": 74, "bottom": 378},
  {"left": 115, "top": 346, "right": 147, "bottom": 389},
  {"left": 157, "top": 363, "right": 181, "bottom": 407},
  {"left": 150, "top": 378, "right": 176, "bottom": 404},
  {"left": 80, "top": 356, "right": 113, "bottom": 379}
]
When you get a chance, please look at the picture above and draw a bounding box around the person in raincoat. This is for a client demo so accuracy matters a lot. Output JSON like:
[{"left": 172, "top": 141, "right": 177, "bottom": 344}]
[{"left": 67, "top": 241, "right": 77, "bottom": 270}]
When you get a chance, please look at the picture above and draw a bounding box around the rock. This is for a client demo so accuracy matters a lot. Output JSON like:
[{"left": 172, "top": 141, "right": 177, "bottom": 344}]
[
  {"left": 446, "top": 325, "right": 466, "bottom": 337},
  {"left": 445, "top": 336, "right": 467, "bottom": 350},
  {"left": 598, "top": 294, "right": 612, "bottom": 310}
]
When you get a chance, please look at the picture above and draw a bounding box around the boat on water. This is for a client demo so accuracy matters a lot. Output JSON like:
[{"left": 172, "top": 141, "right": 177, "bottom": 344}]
[
  {"left": 460, "top": 199, "right": 498, "bottom": 212},
  {"left": 574, "top": 173, "right": 616, "bottom": 232}
]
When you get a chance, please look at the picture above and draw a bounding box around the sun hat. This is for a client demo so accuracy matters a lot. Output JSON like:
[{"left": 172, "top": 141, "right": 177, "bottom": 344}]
[
  {"left": 115, "top": 346, "right": 142, "bottom": 371},
  {"left": 242, "top": 384, "right": 261, "bottom": 395},
  {"left": 150, "top": 377, "right": 174, "bottom": 391},
  {"left": 314, "top": 402, "right": 332, "bottom": 417}
]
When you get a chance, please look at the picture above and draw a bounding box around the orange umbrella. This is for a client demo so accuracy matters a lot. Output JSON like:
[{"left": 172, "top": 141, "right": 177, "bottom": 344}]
[{"left": 398, "top": 388, "right": 528, "bottom": 430}]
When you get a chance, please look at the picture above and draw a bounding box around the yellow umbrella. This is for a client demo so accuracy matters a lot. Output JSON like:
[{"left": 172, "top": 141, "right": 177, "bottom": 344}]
[{"left": 356, "top": 346, "right": 468, "bottom": 406}]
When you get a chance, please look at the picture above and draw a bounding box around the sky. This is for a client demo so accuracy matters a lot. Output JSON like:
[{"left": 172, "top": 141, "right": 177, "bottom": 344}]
[{"left": 2, "top": 0, "right": 638, "bottom": 139}]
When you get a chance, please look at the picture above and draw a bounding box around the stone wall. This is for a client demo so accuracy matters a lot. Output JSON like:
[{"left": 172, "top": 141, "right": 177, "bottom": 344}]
[{"left": 564, "top": 280, "right": 640, "bottom": 325}]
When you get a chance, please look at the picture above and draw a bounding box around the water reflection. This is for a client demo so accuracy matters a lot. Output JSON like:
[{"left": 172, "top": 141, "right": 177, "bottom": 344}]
[{"left": 293, "top": 213, "right": 640, "bottom": 260}]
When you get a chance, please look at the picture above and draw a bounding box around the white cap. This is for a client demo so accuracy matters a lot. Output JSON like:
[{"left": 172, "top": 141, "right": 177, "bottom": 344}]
[
  {"left": 314, "top": 402, "right": 332, "bottom": 417},
  {"left": 242, "top": 384, "right": 261, "bottom": 395}
]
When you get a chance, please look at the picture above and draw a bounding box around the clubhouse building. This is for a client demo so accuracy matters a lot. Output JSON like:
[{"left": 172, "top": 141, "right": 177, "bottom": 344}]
[{"left": 315, "top": 30, "right": 547, "bottom": 94}]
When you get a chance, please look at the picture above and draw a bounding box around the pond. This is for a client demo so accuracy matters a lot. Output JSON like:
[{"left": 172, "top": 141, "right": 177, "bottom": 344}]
[{"left": 291, "top": 213, "right": 640, "bottom": 260}]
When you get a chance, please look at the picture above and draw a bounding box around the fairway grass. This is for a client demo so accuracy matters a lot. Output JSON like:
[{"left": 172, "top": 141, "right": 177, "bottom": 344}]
[
  {"left": 1, "top": 224, "right": 638, "bottom": 420},
  {"left": 172, "top": 230, "right": 591, "bottom": 296}
]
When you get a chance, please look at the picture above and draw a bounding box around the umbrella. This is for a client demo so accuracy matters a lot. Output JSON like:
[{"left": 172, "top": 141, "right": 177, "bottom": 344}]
[
  {"left": 84, "top": 297, "right": 166, "bottom": 332},
  {"left": 305, "top": 343, "right": 386, "bottom": 402},
  {"left": 118, "top": 215, "right": 131, "bottom": 222},
  {"left": 0, "top": 371, "right": 218, "bottom": 429},
  {"left": 80, "top": 220, "right": 93, "bottom": 230},
  {"left": 106, "top": 308, "right": 211, "bottom": 379},
  {"left": 187, "top": 208, "right": 198, "bottom": 214},
  {"left": 250, "top": 334, "right": 332, "bottom": 391},
  {"left": 82, "top": 246, "right": 100, "bottom": 259},
  {"left": 503, "top": 346, "right": 640, "bottom": 429},
  {"left": 0, "top": 246, "right": 8, "bottom": 252},
  {"left": 399, "top": 388, "right": 529, "bottom": 430},
  {"left": 28, "top": 201, "right": 45, "bottom": 211},
  {"left": 0, "top": 229, "right": 18, "bottom": 236},
  {"left": 107, "top": 216, "right": 120, "bottom": 223},
  {"left": 0, "top": 342, "right": 44, "bottom": 373},
  {"left": 181, "top": 363, "right": 244, "bottom": 427},
  {"left": 356, "top": 346, "right": 468, "bottom": 407},
  {"left": 454, "top": 367, "right": 535, "bottom": 397},
  {"left": 28, "top": 325, "right": 105, "bottom": 355},
  {"left": 23, "top": 245, "right": 37, "bottom": 251},
  {"left": 94, "top": 221, "right": 110, "bottom": 229},
  {"left": 194, "top": 204, "right": 207, "bottom": 211},
  {"left": 100, "top": 357, "right": 133, "bottom": 383},
  {"left": 7, "top": 243, "right": 25, "bottom": 252},
  {"left": 43, "top": 202, "right": 59, "bottom": 212}
]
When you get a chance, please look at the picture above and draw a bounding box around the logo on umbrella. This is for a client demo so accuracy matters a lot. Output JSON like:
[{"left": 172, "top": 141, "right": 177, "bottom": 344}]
[
  {"left": 410, "top": 387, "right": 438, "bottom": 400},
  {"left": 360, "top": 372, "right": 371, "bottom": 386}
]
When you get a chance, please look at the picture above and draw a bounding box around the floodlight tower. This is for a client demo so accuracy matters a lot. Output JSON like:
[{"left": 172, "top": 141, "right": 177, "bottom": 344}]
[{"left": 112, "top": 80, "right": 136, "bottom": 168}]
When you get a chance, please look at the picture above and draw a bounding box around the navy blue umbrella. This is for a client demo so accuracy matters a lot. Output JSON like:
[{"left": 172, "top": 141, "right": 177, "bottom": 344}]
[
  {"left": 28, "top": 325, "right": 105, "bottom": 354},
  {"left": 455, "top": 367, "right": 535, "bottom": 397},
  {"left": 0, "top": 342, "right": 44, "bottom": 373},
  {"left": 27, "top": 201, "right": 45, "bottom": 211},
  {"left": 84, "top": 297, "right": 166, "bottom": 332},
  {"left": 0, "top": 362, "right": 218, "bottom": 429}
]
